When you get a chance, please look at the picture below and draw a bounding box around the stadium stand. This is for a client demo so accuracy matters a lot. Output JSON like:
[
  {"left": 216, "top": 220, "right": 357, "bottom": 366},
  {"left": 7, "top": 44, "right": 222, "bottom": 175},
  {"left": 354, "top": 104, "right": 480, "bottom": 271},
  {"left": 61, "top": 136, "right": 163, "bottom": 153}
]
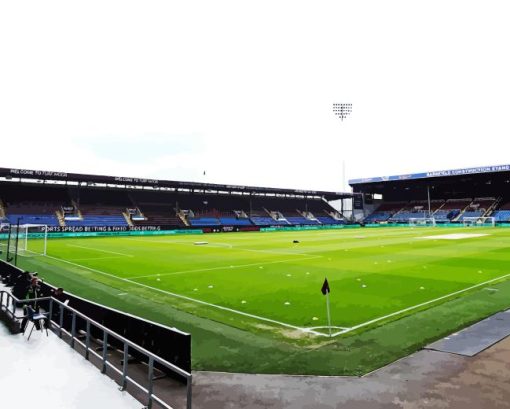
[
  {"left": 219, "top": 217, "right": 253, "bottom": 226},
  {"left": 364, "top": 202, "right": 406, "bottom": 223},
  {"left": 1, "top": 185, "right": 69, "bottom": 227},
  {"left": 431, "top": 198, "right": 471, "bottom": 222},
  {"left": 389, "top": 200, "right": 444, "bottom": 223},
  {"left": 66, "top": 188, "right": 130, "bottom": 227},
  {"left": 0, "top": 171, "right": 346, "bottom": 229},
  {"left": 456, "top": 197, "right": 497, "bottom": 221},
  {"left": 363, "top": 197, "right": 502, "bottom": 224},
  {"left": 188, "top": 217, "right": 221, "bottom": 226},
  {"left": 278, "top": 210, "right": 313, "bottom": 226},
  {"left": 492, "top": 200, "right": 510, "bottom": 222},
  {"left": 303, "top": 200, "right": 345, "bottom": 224},
  {"left": 129, "top": 191, "right": 184, "bottom": 228}
]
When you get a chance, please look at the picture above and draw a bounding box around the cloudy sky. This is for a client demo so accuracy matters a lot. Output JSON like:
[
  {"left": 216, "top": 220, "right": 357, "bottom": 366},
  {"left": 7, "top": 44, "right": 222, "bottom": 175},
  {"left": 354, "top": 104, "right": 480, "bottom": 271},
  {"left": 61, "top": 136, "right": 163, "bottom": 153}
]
[{"left": 1, "top": 1, "right": 509, "bottom": 192}]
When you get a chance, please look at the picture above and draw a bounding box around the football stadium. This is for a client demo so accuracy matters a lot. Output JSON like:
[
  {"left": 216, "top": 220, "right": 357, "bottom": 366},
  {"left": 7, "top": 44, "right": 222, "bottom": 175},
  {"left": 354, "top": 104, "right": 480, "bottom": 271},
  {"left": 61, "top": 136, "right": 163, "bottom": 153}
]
[
  {"left": 2, "top": 164, "right": 510, "bottom": 407},
  {"left": 3, "top": 2, "right": 510, "bottom": 408}
]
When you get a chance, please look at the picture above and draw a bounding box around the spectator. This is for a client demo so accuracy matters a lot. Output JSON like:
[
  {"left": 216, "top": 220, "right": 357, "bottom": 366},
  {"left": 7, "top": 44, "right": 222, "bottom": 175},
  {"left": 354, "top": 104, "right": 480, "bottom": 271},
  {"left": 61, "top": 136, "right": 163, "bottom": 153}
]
[
  {"left": 50, "top": 287, "right": 69, "bottom": 321},
  {"left": 51, "top": 287, "right": 67, "bottom": 303}
]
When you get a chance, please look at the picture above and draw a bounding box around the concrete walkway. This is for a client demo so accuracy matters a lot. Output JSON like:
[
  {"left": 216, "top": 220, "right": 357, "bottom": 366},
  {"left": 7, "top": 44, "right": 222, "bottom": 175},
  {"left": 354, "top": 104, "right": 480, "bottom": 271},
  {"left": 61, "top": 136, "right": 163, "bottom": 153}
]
[{"left": 191, "top": 336, "right": 510, "bottom": 408}]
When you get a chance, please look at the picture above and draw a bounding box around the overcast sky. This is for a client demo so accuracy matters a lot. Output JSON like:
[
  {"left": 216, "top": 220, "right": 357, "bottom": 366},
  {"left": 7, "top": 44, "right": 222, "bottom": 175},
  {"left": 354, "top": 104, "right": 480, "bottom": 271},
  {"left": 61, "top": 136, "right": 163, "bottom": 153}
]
[{"left": 1, "top": 1, "right": 509, "bottom": 192}]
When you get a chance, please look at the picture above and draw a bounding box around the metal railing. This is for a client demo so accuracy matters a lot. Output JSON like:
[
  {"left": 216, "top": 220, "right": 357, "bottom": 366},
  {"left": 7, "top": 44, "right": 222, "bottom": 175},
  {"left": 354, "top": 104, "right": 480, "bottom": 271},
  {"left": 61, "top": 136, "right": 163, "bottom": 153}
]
[{"left": 0, "top": 290, "right": 192, "bottom": 409}]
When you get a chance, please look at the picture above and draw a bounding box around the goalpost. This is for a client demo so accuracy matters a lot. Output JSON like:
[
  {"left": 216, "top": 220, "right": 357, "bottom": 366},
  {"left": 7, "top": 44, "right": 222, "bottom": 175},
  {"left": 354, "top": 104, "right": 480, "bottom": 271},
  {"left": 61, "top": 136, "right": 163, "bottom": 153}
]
[
  {"left": 462, "top": 216, "right": 496, "bottom": 227},
  {"left": 8, "top": 224, "right": 49, "bottom": 257},
  {"left": 0, "top": 223, "right": 10, "bottom": 258},
  {"left": 409, "top": 217, "right": 436, "bottom": 227}
]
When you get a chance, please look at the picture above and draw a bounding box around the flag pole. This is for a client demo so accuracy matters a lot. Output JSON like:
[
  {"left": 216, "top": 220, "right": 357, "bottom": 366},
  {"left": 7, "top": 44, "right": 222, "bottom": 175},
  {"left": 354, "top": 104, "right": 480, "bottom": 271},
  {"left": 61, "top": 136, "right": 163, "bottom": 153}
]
[
  {"left": 321, "top": 277, "right": 332, "bottom": 337},
  {"left": 326, "top": 290, "right": 332, "bottom": 338}
]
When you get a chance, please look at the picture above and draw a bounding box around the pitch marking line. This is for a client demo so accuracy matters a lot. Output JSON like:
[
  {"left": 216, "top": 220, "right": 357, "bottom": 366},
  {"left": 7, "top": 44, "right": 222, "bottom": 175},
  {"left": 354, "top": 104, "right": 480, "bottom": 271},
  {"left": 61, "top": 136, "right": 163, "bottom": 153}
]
[
  {"left": 419, "top": 233, "right": 489, "bottom": 240},
  {"left": 31, "top": 253, "right": 510, "bottom": 339},
  {"left": 66, "top": 244, "right": 134, "bottom": 257},
  {"left": 127, "top": 255, "right": 322, "bottom": 280},
  {"left": 126, "top": 238, "right": 318, "bottom": 257},
  {"left": 70, "top": 256, "right": 132, "bottom": 262},
  {"left": 235, "top": 247, "right": 318, "bottom": 257},
  {"left": 39, "top": 254, "right": 326, "bottom": 336},
  {"left": 130, "top": 239, "right": 233, "bottom": 249},
  {"left": 328, "top": 271, "right": 510, "bottom": 337}
]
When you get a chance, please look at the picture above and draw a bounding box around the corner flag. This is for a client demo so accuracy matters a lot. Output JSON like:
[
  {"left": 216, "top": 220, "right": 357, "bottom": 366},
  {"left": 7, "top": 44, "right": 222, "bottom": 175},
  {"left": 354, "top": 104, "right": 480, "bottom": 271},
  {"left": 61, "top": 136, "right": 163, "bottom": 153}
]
[
  {"left": 321, "top": 277, "right": 332, "bottom": 337},
  {"left": 321, "top": 278, "right": 330, "bottom": 295}
]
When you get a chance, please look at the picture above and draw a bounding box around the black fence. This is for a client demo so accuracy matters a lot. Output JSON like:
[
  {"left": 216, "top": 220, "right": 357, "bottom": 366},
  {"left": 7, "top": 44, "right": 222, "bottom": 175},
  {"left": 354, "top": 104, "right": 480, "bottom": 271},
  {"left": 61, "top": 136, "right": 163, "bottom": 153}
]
[{"left": 0, "top": 259, "right": 191, "bottom": 381}]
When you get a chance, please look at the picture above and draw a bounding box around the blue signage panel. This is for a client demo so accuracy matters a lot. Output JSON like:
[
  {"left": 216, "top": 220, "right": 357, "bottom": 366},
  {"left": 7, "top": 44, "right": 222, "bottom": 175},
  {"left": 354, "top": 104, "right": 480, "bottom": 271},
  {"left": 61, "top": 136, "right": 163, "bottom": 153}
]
[{"left": 349, "top": 164, "right": 510, "bottom": 185}]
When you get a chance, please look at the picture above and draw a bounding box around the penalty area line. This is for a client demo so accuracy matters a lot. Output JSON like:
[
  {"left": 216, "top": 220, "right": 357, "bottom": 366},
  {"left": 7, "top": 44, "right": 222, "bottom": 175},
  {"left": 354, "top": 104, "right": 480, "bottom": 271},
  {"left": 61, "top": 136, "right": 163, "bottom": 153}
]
[{"left": 40, "top": 254, "right": 325, "bottom": 336}]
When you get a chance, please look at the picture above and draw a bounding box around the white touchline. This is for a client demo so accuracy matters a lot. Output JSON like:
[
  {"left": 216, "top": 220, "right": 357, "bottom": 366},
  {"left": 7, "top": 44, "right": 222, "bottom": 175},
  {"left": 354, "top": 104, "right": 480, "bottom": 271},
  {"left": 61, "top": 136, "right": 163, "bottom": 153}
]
[
  {"left": 328, "top": 270, "right": 510, "bottom": 337},
  {"left": 40, "top": 254, "right": 326, "bottom": 336},
  {"left": 66, "top": 244, "right": 134, "bottom": 257},
  {"left": 127, "top": 255, "right": 322, "bottom": 280}
]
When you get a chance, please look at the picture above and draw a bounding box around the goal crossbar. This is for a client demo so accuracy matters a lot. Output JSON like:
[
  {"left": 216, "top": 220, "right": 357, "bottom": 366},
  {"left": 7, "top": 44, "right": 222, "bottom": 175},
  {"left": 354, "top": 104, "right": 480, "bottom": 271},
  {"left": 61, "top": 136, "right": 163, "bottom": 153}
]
[
  {"left": 462, "top": 216, "right": 496, "bottom": 227},
  {"left": 9, "top": 224, "right": 49, "bottom": 256}
]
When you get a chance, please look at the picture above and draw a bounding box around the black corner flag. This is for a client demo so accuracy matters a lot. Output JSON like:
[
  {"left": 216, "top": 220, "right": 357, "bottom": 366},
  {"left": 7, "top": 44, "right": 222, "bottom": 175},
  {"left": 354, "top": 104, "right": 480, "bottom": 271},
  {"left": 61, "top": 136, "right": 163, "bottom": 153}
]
[{"left": 321, "top": 278, "right": 330, "bottom": 295}]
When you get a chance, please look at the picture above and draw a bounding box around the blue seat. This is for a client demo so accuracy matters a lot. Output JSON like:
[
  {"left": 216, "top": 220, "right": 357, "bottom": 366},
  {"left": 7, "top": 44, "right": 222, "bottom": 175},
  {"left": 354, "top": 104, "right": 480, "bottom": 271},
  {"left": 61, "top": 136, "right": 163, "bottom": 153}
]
[
  {"left": 458, "top": 211, "right": 483, "bottom": 221},
  {"left": 492, "top": 210, "right": 510, "bottom": 222},
  {"left": 66, "top": 215, "right": 128, "bottom": 227},
  {"left": 285, "top": 217, "right": 319, "bottom": 225},
  {"left": 23, "top": 305, "right": 49, "bottom": 340},
  {"left": 7, "top": 214, "right": 60, "bottom": 226},
  {"left": 188, "top": 217, "right": 221, "bottom": 226},
  {"left": 316, "top": 216, "right": 344, "bottom": 225},
  {"left": 219, "top": 217, "right": 252, "bottom": 226},
  {"left": 364, "top": 211, "right": 392, "bottom": 222}
]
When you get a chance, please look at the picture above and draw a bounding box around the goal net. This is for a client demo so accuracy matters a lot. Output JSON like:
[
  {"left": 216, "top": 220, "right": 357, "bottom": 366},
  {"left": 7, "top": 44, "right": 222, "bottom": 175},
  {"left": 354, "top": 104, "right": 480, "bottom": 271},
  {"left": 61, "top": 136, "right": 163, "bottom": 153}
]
[
  {"left": 7, "top": 224, "right": 48, "bottom": 257},
  {"left": 462, "top": 216, "right": 496, "bottom": 227},
  {"left": 0, "top": 223, "right": 9, "bottom": 259},
  {"left": 409, "top": 217, "right": 436, "bottom": 227}
]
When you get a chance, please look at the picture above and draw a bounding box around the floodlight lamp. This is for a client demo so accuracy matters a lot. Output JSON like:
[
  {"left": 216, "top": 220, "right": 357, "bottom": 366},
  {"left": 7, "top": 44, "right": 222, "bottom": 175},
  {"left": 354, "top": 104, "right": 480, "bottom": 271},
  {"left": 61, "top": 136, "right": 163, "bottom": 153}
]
[{"left": 333, "top": 103, "right": 352, "bottom": 121}]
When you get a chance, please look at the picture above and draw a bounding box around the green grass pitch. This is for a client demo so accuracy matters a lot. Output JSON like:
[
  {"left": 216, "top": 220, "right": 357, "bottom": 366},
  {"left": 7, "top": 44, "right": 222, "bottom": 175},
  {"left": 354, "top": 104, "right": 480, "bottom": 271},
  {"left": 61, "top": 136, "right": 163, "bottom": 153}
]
[{"left": 8, "top": 226, "right": 510, "bottom": 374}]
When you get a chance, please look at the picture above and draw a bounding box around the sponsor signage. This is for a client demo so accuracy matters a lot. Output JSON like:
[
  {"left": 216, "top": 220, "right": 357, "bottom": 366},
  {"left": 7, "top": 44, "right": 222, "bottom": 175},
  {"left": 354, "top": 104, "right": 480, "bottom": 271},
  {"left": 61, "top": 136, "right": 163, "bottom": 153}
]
[
  {"left": 45, "top": 225, "right": 165, "bottom": 233},
  {"left": 0, "top": 167, "right": 350, "bottom": 198},
  {"left": 349, "top": 164, "right": 510, "bottom": 185},
  {"left": 202, "top": 226, "right": 261, "bottom": 233}
]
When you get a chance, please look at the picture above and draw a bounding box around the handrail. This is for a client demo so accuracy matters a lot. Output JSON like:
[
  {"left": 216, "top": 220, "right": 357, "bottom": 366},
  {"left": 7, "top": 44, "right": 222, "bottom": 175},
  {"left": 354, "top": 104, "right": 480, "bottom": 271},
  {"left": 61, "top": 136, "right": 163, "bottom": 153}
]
[{"left": 0, "top": 290, "right": 192, "bottom": 409}]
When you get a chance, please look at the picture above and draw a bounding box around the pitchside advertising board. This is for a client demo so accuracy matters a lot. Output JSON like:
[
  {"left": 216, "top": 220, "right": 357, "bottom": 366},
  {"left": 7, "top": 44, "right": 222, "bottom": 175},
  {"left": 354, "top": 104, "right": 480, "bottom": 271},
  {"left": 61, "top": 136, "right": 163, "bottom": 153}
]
[
  {"left": 203, "top": 226, "right": 261, "bottom": 233},
  {"left": 42, "top": 225, "right": 262, "bottom": 234},
  {"left": 45, "top": 225, "right": 166, "bottom": 233}
]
